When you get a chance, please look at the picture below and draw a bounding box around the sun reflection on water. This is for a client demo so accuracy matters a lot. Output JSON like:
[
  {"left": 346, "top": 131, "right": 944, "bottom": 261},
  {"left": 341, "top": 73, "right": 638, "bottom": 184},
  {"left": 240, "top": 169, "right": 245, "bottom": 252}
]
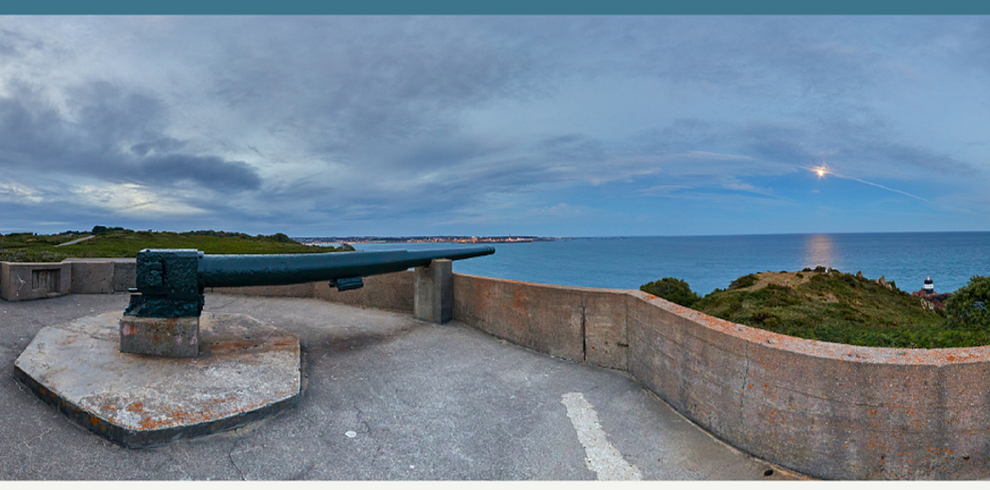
[{"left": 804, "top": 234, "right": 835, "bottom": 269}]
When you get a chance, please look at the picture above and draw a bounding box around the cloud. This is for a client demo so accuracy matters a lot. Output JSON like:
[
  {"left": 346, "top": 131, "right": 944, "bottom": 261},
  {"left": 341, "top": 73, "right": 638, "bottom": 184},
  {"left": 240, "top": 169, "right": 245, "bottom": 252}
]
[
  {"left": 0, "top": 26, "right": 46, "bottom": 62},
  {"left": 0, "top": 80, "right": 263, "bottom": 196},
  {"left": 1, "top": 17, "right": 989, "bottom": 235},
  {"left": 72, "top": 183, "right": 208, "bottom": 217},
  {"left": 0, "top": 85, "right": 66, "bottom": 162},
  {"left": 199, "top": 17, "right": 563, "bottom": 155},
  {"left": 0, "top": 28, "right": 24, "bottom": 57},
  {"left": 137, "top": 154, "right": 262, "bottom": 191},
  {"left": 64, "top": 81, "right": 167, "bottom": 146},
  {"left": 638, "top": 184, "right": 692, "bottom": 196},
  {"left": 392, "top": 139, "right": 503, "bottom": 173},
  {"left": 0, "top": 181, "right": 47, "bottom": 204},
  {"left": 131, "top": 138, "right": 184, "bottom": 156}
]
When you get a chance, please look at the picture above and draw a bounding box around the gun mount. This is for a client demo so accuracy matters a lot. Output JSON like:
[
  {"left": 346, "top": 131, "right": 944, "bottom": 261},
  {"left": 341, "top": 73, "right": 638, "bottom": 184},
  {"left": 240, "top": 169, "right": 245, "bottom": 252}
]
[
  {"left": 17, "top": 245, "right": 494, "bottom": 448},
  {"left": 120, "top": 246, "right": 494, "bottom": 357}
]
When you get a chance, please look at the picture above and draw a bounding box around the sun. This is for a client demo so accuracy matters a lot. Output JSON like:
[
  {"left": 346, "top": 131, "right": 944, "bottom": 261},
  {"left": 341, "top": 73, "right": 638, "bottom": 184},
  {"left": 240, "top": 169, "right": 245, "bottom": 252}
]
[
  {"left": 817, "top": 168, "right": 825, "bottom": 177},
  {"left": 812, "top": 165, "right": 828, "bottom": 178}
]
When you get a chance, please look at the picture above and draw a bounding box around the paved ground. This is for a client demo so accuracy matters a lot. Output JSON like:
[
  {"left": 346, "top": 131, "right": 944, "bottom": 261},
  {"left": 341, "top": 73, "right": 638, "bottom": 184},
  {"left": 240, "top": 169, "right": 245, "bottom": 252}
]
[{"left": 1, "top": 293, "right": 807, "bottom": 480}]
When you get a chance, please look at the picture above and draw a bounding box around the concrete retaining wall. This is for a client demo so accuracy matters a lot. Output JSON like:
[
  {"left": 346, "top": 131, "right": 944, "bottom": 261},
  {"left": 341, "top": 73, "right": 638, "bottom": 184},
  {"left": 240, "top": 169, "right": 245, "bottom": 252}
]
[
  {"left": 1, "top": 259, "right": 136, "bottom": 301},
  {"left": 315, "top": 271, "right": 414, "bottom": 313},
  {"left": 624, "top": 294, "right": 990, "bottom": 480},
  {"left": 8, "top": 259, "right": 990, "bottom": 479},
  {"left": 453, "top": 274, "right": 629, "bottom": 370},
  {"left": 208, "top": 270, "right": 415, "bottom": 313},
  {"left": 316, "top": 271, "right": 990, "bottom": 480},
  {"left": 68, "top": 260, "right": 114, "bottom": 294}
]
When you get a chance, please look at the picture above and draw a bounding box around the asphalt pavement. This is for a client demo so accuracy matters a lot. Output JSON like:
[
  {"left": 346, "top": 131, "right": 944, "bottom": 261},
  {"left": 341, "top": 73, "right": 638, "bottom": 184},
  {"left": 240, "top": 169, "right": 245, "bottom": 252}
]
[{"left": 1, "top": 293, "right": 806, "bottom": 480}]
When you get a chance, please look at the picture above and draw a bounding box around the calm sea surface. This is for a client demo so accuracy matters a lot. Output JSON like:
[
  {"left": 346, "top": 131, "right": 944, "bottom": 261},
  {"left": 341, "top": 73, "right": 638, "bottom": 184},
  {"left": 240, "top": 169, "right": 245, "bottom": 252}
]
[{"left": 350, "top": 232, "right": 990, "bottom": 296}]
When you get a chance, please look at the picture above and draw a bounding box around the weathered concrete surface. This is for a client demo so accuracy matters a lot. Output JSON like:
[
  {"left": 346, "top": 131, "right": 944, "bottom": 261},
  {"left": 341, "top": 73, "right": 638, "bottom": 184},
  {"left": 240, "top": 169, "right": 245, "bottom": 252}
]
[
  {"left": 452, "top": 274, "right": 629, "bottom": 370},
  {"left": 414, "top": 259, "right": 452, "bottom": 324},
  {"left": 67, "top": 260, "right": 115, "bottom": 294},
  {"left": 62, "top": 258, "right": 136, "bottom": 293},
  {"left": 313, "top": 270, "right": 414, "bottom": 312},
  {"left": 113, "top": 269, "right": 990, "bottom": 480},
  {"left": 209, "top": 282, "right": 316, "bottom": 298},
  {"left": 1, "top": 294, "right": 798, "bottom": 480},
  {"left": 453, "top": 274, "right": 586, "bottom": 363},
  {"left": 14, "top": 311, "right": 300, "bottom": 448},
  {"left": 111, "top": 258, "right": 137, "bottom": 292},
  {"left": 212, "top": 270, "right": 415, "bottom": 313},
  {"left": 1, "top": 262, "right": 71, "bottom": 301},
  {"left": 579, "top": 288, "right": 630, "bottom": 370},
  {"left": 119, "top": 315, "right": 201, "bottom": 357}
]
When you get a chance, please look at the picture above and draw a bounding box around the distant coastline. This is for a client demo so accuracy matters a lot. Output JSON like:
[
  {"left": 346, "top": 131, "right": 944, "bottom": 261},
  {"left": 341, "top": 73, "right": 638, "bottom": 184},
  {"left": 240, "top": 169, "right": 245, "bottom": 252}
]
[{"left": 294, "top": 235, "right": 560, "bottom": 246}]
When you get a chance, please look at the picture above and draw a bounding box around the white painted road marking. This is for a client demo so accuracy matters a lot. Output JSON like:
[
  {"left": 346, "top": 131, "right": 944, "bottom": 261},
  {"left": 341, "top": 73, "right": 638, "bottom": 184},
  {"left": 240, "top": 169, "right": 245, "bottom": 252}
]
[{"left": 561, "top": 392, "right": 643, "bottom": 481}]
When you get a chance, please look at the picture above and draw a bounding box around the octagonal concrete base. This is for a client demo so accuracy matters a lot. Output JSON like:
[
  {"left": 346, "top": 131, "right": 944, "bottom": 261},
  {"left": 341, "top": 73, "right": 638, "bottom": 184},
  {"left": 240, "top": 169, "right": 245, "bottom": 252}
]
[{"left": 14, "top": 312, "right": 300, "bottom": 448}]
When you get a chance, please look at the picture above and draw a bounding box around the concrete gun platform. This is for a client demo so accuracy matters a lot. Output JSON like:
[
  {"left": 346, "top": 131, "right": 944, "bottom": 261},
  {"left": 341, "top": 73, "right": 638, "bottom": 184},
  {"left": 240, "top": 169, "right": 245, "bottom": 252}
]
[
  {"left": 1, "top": 294, "right": 804, "bottom": 480},
  {"left": 14, "top": 312, "right": 301, "bottom": 448}
]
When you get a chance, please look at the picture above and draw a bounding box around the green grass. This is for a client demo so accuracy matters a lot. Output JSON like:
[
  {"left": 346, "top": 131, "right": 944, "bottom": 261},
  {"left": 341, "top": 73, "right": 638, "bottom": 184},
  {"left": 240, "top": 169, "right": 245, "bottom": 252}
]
[
  {"left": 648, "top": 270, "right": 990, "bottom": 349},
  {"left": 0, "top": 229, "right": 352, "bottom": 262}
]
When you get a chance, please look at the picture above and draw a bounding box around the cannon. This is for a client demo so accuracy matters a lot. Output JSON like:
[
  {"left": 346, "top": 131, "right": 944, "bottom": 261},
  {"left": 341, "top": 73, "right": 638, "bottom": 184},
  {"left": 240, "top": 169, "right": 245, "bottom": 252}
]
[
  {"left": 15, "top": 245, "right": 496, "bottom": 448},
  {"left": 120, "top": 246, "right": 495, "bottom": 357}
]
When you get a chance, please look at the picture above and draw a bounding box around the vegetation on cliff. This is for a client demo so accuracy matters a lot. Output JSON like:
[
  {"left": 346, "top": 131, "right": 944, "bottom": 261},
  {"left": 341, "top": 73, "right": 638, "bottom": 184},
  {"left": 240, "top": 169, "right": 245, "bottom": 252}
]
[
  {"left": 0, "top": 227, "right": 354, "bottom": 262},
  {"left": 945, "top": 276, "right": 990, "bottom": 333},
  {"left": 642, "top": 269, "right": 990, "bottom": 348},
  {"left": 640, "top": 277, "right": 700, "bottom": 308}
]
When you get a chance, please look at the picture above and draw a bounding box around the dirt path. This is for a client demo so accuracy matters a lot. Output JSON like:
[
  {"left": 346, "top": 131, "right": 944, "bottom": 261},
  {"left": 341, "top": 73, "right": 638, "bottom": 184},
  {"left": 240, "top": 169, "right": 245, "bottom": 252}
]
[{"left": 54, "top": 235, "right": 95, "bottom": 247}]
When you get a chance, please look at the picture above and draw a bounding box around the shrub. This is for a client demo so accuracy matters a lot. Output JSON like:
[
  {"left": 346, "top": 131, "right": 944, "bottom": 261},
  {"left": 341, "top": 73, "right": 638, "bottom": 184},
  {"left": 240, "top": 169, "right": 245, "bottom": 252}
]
[
  {"left": 91, "top": 225, "right": 130, "bottom": 235},
  {"left": 267, "top": 233, "right": 294, "bottom": 243},
  {"left": 750, "top": 310, "right": 780, "bottom": 327},
  {"left": 945, "top": 276, "right": 990, "bottom": 331},
  {"left": 641, "top": 277, "right": 700, "bottom": 308},
  {"left": 729, "top": 273, "right": 758, "bottom": 290}
]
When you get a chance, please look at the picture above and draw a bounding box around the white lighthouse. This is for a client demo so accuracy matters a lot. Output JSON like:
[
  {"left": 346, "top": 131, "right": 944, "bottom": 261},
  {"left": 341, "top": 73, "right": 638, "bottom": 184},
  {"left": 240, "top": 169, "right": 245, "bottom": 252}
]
[{"left": 923, "top": 275, "right": 934, "bottom": 293}]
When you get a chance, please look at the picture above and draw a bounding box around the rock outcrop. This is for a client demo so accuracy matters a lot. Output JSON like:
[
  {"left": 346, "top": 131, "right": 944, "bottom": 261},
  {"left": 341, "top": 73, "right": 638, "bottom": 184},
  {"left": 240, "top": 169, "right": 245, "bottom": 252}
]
[
  {"left": 911, "top": 289, "right": 952, "bottom": 312},
  {"left": 877, "top": 275, "right": 894, "bottom": 290}
]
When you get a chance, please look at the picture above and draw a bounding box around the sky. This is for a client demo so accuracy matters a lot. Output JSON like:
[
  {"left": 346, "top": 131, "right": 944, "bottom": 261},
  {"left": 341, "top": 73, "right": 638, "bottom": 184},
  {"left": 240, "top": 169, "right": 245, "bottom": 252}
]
[{"left": 1, "top": 16, "right": 989, "bottom": 237}]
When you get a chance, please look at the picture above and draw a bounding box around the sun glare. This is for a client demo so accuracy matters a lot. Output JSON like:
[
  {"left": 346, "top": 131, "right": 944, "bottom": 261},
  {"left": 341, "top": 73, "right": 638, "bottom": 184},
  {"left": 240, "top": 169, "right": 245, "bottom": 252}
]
[{"left": 817, "top": 168, "right": 825, "bottom": 177}]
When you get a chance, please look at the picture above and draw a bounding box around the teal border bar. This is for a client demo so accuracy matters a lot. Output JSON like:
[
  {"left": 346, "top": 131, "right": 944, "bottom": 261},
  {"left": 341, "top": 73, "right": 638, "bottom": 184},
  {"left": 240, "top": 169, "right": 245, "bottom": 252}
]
[{"left": 5, "top": 1, "right": 990, "bottom": 15}]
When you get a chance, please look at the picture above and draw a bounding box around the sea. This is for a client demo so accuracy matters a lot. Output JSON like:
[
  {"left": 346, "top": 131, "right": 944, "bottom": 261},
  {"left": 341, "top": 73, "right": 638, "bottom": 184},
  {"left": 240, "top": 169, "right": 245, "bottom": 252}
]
[{"left": 347, "top": 232, "right": 990, "bottom": 296}]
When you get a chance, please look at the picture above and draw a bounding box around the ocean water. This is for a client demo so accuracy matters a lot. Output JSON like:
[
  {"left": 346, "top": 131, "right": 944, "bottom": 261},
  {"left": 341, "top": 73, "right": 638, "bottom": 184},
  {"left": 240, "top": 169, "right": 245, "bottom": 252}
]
[{"left": 351, "top": 232, "right": 990, "bottom": 296}]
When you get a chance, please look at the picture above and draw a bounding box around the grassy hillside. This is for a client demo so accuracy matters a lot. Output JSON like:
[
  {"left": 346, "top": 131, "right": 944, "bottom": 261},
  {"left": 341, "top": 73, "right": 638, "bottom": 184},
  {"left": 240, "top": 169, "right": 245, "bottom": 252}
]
[
  {"left": 0, "top": 228, "right": 353, "bottom": 262},
  {"left": 645, "top": 268, "right": 990, "bottom": 348}
]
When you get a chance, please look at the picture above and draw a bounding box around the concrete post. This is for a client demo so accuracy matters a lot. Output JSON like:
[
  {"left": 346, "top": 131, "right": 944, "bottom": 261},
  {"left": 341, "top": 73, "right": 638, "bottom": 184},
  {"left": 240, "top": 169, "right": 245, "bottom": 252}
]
[{"left": 414, "top": 259, "right": 453, "bottom": 324}]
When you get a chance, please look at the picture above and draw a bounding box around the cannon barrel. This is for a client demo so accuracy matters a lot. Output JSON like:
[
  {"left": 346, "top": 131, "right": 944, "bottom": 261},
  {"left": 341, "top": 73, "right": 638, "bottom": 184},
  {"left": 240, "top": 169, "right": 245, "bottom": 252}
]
[
  {"left": 121, "top": 245, "right": 495, "bottom": 357},
  {"left": 199, "top": 246, "right": 495, "bottom": 288},
  {"left": 125, "top": 246, "right": 495, "bottom": 319}
]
